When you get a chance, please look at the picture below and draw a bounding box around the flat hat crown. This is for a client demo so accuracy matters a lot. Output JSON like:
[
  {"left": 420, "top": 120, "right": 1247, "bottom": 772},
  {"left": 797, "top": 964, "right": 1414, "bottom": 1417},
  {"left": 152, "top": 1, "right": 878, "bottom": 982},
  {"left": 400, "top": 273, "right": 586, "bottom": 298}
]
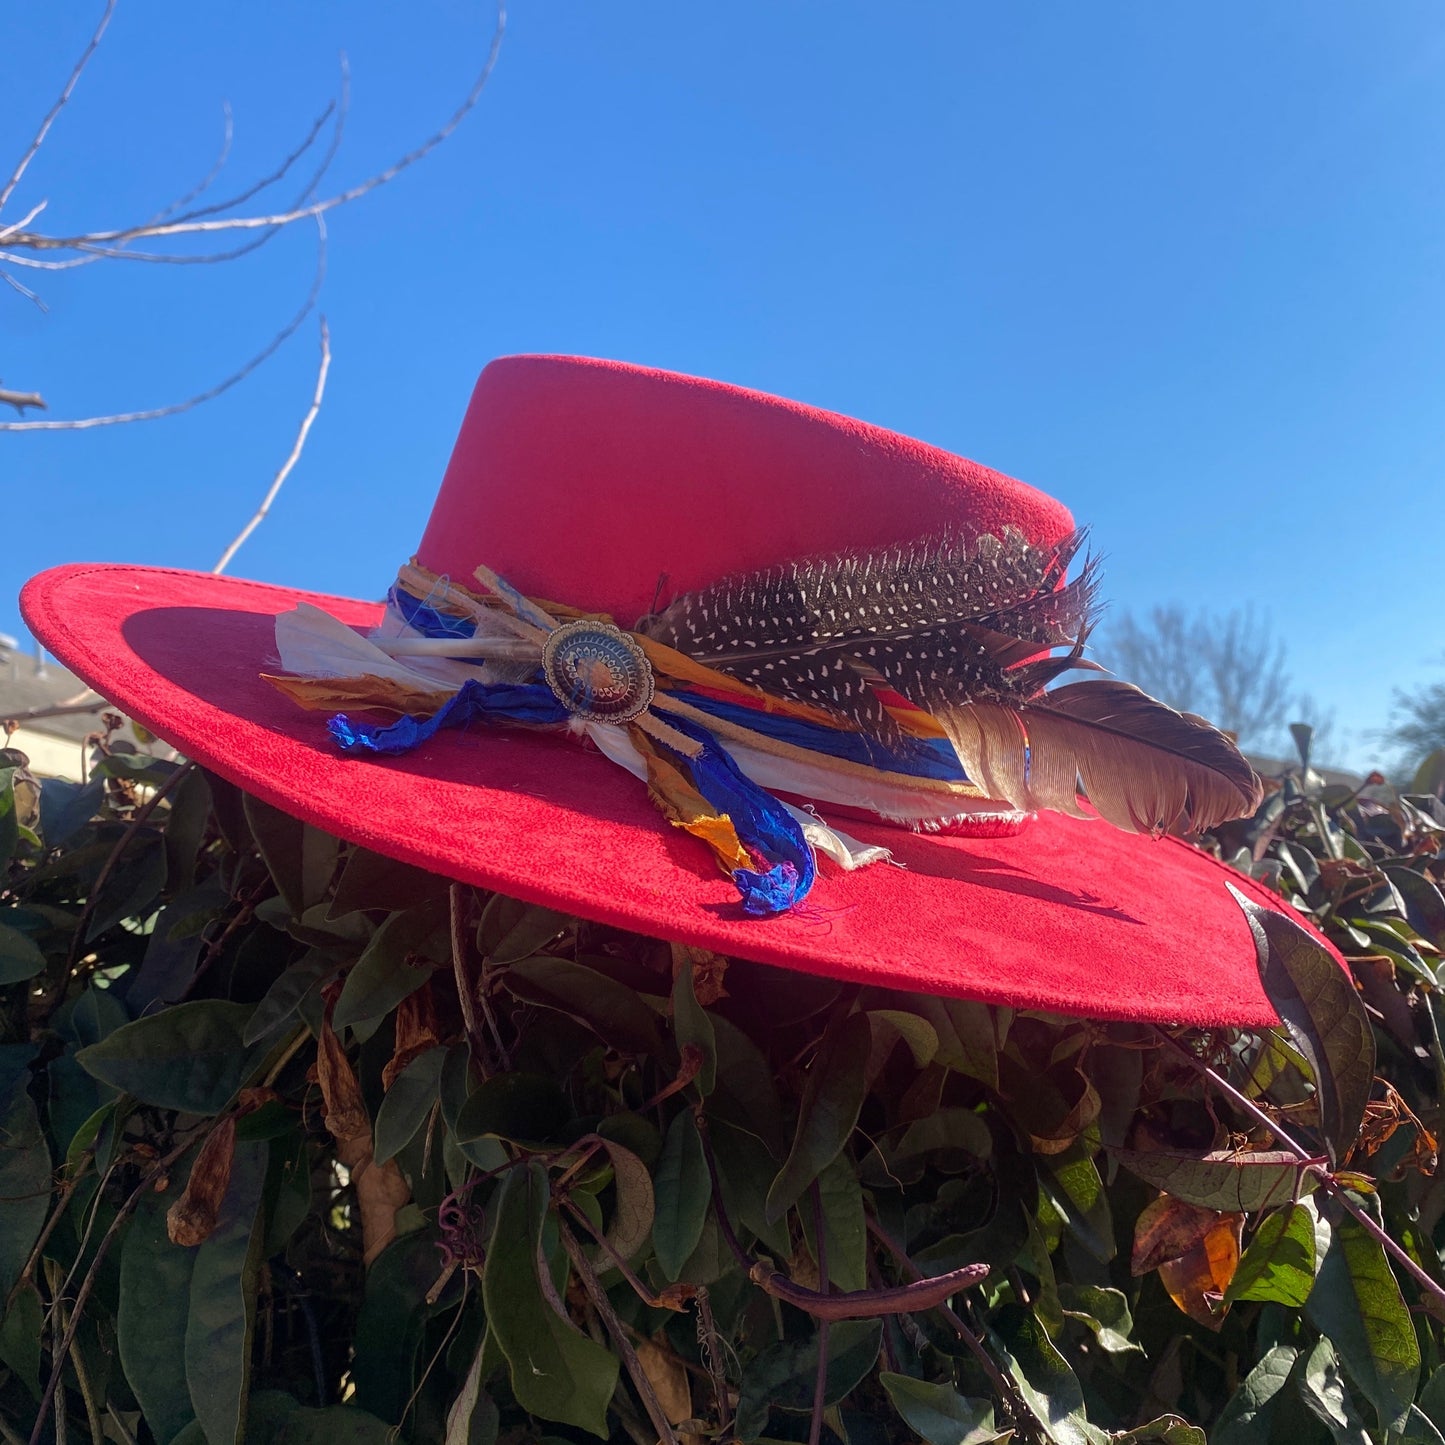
[{"left": 416, "top": 354, "right": 1075, "bottom": 624}]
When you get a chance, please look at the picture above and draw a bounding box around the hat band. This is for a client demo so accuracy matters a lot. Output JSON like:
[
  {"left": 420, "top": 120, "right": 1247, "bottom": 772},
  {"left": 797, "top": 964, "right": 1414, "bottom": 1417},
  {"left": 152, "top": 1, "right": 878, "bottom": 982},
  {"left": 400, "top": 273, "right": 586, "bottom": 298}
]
[{"left": 263, "top": 559, "right": 1033, "bottom": 916}]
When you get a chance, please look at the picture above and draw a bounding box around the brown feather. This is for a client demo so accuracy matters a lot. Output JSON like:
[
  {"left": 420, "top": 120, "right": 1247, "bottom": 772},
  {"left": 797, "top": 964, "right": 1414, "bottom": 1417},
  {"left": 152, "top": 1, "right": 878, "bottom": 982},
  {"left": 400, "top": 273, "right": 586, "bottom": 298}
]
[{"left": 940, "top": 680, "right": 1262, "bottom": 834}]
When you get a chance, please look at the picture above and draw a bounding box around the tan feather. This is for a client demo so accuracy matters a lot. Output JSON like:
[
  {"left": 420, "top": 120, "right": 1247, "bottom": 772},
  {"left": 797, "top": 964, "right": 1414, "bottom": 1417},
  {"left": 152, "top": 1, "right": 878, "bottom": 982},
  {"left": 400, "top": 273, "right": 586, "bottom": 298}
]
[{"left": 940, "top": 681, "right": 1262, "bottom": 834}]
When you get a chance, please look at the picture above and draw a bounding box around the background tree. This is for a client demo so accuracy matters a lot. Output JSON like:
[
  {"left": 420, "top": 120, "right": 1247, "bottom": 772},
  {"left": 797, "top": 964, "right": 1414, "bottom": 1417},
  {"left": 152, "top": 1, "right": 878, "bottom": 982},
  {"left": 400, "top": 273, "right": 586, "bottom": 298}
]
[
  {"left": 1383, "top": 665, "right": 1445, "bottom": 776},
  {"left": 1101, "top": 603, "right": 1337, "bottom": 759}
]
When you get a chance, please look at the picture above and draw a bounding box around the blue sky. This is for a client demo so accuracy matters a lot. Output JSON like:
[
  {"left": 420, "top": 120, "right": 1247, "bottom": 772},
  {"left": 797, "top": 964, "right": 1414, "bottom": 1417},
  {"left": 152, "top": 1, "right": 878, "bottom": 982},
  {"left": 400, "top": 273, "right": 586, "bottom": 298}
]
[{"left": 4, "top": 3, "right": 1442, "bottom": 769}]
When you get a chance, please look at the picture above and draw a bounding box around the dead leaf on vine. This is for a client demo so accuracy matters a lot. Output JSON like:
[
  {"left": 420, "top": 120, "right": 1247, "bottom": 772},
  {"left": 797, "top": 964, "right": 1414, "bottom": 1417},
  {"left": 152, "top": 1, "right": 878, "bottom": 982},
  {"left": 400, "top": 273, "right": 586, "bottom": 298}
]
[{"left": 1156, "top": 1212, "right": 1243, "bottom": 1331}]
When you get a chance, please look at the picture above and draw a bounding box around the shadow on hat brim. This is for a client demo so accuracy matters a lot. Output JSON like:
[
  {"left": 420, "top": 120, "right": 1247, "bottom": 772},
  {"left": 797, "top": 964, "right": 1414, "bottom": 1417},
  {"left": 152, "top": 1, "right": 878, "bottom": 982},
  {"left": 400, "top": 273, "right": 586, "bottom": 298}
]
[{"left": 22, "top": 561, "right": 1304, "bottom": 1028}]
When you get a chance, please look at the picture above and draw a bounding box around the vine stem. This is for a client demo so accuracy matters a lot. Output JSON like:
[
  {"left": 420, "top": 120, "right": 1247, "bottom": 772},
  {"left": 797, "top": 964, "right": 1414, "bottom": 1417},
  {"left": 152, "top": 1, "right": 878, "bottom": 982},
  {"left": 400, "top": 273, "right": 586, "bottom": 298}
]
[
  {"left": 449, "top": 883, "right": 491, "bottom": 1072},
  {"left": 808, "top": 1182, "right": 830, "bottom": 1445},
  {"left": 558, "top": 1219, "right": 680, "bottom": 1445},
  {"left": 864, "top": 1217, "right": 1025, "bottom": 1422},
  {"left": 1157, "top": 1030, "right": 1445, "bottom": 1310},
  {"left": 29, "top": 1138, "right": 195, "bottom": 1445}
]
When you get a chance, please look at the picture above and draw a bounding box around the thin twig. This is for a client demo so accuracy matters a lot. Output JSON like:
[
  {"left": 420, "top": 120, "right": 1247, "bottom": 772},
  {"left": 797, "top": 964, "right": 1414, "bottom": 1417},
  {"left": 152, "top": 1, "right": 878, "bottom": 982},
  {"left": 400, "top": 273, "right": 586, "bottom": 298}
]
[
  {"left": 0, "top": 0, "right": 117, "bottom": 216},
  {"left": 141, "top": 101, "right": 235, "bottom": 228},
  {"left": 559, "top": 1219, "right": 680, "bottom": 1445},
  {"left": 1158, "top": 1030, "right": 1445, "bottom": 1311},
  {"left": 0, "top": 225, "right": 325, "bottom": 432},
  {"left": 29, "top": 1137, "right": 196, "bottom": 1445},
  {"left": 212, "top": 311, "right": 331, "bottom": 572},
  {"left": 560, "top": 1196, "right": 675, "bottom": 1310},
  {"left": 449, "top": 883, "right": 492, "bottom": 1074},
  {"left": 7, "top": 4, "right": 505, "bottom": 255},
  {"left": 0, "top": 388, "right": 45, "bottom": 415},
  {"left": 3, "top": 701, "right": 107, "bottom": 726},
  {"left": 808, "top": 1182, "right": 830, "bottom": 1445}
]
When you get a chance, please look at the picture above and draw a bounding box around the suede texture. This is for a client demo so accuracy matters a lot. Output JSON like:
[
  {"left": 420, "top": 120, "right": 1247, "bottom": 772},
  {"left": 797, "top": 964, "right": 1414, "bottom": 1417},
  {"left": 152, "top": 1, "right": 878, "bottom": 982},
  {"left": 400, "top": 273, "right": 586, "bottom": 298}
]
[
  {"left": 418, "top": 356, "right": 1077, "bottom": 625},
  {"left": 19, "top": 357, "right": 1319, "bottom": 1024},
  {"left": 23, "top": 562, "right": 1302, "bottom": 1027}
]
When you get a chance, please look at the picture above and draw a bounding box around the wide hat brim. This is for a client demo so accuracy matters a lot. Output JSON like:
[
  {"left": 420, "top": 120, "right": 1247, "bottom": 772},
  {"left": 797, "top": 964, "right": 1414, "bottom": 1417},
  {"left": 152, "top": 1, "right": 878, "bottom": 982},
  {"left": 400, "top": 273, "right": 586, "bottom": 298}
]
[{"left": 21, "top": 560, "right": 1313, "bottom": 1028}]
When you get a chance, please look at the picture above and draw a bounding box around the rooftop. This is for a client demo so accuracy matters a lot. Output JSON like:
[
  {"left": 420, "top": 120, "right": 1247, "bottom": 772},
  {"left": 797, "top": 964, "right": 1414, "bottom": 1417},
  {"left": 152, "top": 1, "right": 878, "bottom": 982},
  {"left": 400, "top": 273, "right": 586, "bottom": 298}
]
[{"left": 0, "top": 637, "right": 108, "bottom": 743}]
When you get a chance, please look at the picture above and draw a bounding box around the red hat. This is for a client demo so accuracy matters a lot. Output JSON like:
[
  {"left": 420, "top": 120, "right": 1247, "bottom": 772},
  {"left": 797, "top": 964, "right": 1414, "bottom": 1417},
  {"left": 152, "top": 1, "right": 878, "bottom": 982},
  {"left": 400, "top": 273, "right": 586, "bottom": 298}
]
[{"left": 21, "top": 354, "right": 1322, "bottom": 1026}]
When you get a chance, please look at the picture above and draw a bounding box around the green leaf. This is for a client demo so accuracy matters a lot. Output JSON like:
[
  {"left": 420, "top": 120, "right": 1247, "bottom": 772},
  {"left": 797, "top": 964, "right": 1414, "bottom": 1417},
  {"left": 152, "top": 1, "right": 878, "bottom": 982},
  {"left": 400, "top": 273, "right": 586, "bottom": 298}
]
[
  {"left": 39, "top": 777, "right": 103, "bottom": 847},
  {"left": 330, "top": 845, "right": 449, "bottom": 917},
  {"left": 0, "top": 767, "right": 17, "bottom": 869},
  {"left": 990, "top": 1304, "right": 1099, "bottom": 1445},
  {"left": 1296, "top": 1334, "right": 1372, "bottom": 1444},
  {"left": 1305, "top": 1214, "right": 1420, "bottom": 1431},
  {"left": 710, "top": 1014, "right": 786, "bottom": 1155},
  {"left": 243, "top": 949, "right": 337, "bottom": 1045},
  {"left": 332, "top": 898, "right": 450, "bottom": 1031},
  {"left": 1058, "top": 1285, "right": 1142, "bottom": 1355},
  {"left": 799, "top": 1150, "right": 868, "bottom": 1292},
  {"left": 867, "top": 1009, "right": 940, "bottom": 1071},
  {"left": 86, "top": 830, "right": 167, "bottom": 939},
  {"left": 228, "top": 1392, "right": 396, "bottom": 1443},
  {"left": 242, "top": 795, "right": 339, "bottom": 916},
  {"left": 455, "top": 1073, "right": 570, "bottom": 1148},
  {"left": 879, "top": 1373, "right": 1005, "bottom": 1444},
  {"left": 478, "top": 895, "right": 571, "bottom": 964},
  {"left": 1225, "top": 1202, "right": 1317, "bottom": 1306},
  {"left": 162, "top": 766, "right": 212, "bottom": 892},
  {"left": 373, "top": 1046, "right": 446, "bottom": 1164},
  {"left": 0, "top": 1282, "right": 43, "bottom": 1401},
  {"left": 1041, "top": 1141, "right": 1114, "bottom": 1264},
  {"left": 765, "top": 1011, "right": 872, "bottom": 1221},
  {"left": 709, "top": 1118, "right": 790, "bottom": 1256},
  {"left": 1229, "top": 883, "right": 1375, "bottom": 1166},
  {"left": 351, "top": 1234, "right": 447, "bottom": 1422},
  {"left": 1112, "top": 1418, "right": 1205, "bottom": 1445},
  {"left": 119, "top": 1190, "right": 199, "bottom": 1444},
  {"left": 735, "top": 1319, "right": 882, "bottom": 1437},
  {"left": 905, "top": 994, "right": 999, "bottom": 1087},
  {"left": 77, "top": 1000, "right": 260, "bottom": 1113},
  {"left": 672, "top": 958, "right": 717, "bottom": 1095},
  {"left": 892, "top": 1107, "right": 993, "bottom": 1171},
  {"left": 1111, "top": 1146, "right": 1307, "bottom": 1213},
  {"left": 446, "top": 1337, "right": 500, "bottom": 1445},
  {"left": 1212, "top": 1345, "right": 1298, "bottom": 1445},
  {"left": 503, "top": 954, "right": 663, "bottom": 1055},
  {"left": 1421, "top": 1365, "right": 1445, "bottom": 1438},
  {"left": 0, "top": 1068, "right": 50, "bottom": 1303},
  {"left": 185, "top": 1140, "right": 268, "bottom": 1445},
  {"left": 0, "top": 920, "right": 46, "bottom": 982},
  {"left": 483, "top": 1161, "right": 619, "bottom": 1437},
  {"left": 653, "top": 1110, "right": 710, "bottom": 1280}
]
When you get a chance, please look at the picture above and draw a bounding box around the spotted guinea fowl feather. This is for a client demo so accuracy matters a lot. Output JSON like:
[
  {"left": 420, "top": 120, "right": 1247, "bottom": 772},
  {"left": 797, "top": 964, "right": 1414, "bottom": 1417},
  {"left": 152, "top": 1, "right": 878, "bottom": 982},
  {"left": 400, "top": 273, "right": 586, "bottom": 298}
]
[
  {"left": 637, "top": 526, "right": 1100, "bottom": 733},
  {"left": 638, "top": 526, "right": 1262, "bottom": 832}
]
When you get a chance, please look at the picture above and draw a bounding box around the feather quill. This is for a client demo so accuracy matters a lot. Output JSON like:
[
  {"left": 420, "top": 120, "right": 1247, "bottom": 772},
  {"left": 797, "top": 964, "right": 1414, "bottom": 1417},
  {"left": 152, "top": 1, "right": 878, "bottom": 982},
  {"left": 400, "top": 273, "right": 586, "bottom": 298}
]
[{"left": 639, "top": 527, "right": 1262, "bottom": 833}]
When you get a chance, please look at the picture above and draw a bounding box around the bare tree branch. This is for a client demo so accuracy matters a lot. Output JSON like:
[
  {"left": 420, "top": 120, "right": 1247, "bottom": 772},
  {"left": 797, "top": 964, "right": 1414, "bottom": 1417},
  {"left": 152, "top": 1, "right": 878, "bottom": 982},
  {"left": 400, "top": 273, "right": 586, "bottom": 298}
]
[
  {"left": 0, "top": 199, "right": 50, "bottom": 243},
  {"left": 0, "top": 220, "right": 326, "bottom": 432},
  {"left": 0, "top": 0, "right": 117, "bottom": 217},
  {"left": 0, "top": 388, "right": 46, "bottom": 416},
  {"left": 3, "top": 701, "right": 107, "bottom": 727},
  {"left": 213, "top": 315, "right": 331, "bottom": 574},
  {"left": 0, "top": 68, "right": 346, "bottom": 274},
  {"left": 4, "top": 5, "right": 505, "bottom": 259}
]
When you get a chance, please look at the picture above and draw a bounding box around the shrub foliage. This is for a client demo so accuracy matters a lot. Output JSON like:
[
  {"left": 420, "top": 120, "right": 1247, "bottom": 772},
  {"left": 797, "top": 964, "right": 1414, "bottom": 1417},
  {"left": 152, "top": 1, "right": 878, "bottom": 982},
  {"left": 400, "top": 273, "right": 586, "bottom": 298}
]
[{"left": 1, "top": 734, "right": 1445, "bottom": 1444}]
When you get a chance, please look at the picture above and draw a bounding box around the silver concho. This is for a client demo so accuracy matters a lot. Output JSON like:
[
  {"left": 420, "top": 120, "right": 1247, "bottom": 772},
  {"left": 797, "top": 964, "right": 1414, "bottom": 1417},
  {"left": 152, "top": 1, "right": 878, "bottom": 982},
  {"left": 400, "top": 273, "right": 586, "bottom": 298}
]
[{"left": 541, "top": 620, "right": 655, "bottom": 724}]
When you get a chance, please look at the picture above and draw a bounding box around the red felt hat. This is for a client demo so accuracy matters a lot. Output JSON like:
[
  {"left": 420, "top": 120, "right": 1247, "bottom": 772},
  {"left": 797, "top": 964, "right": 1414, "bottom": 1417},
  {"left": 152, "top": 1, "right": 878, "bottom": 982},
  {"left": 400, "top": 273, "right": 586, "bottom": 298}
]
[{"left": 21, "top": 354, "right": 1324, "bottom": 1026}]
